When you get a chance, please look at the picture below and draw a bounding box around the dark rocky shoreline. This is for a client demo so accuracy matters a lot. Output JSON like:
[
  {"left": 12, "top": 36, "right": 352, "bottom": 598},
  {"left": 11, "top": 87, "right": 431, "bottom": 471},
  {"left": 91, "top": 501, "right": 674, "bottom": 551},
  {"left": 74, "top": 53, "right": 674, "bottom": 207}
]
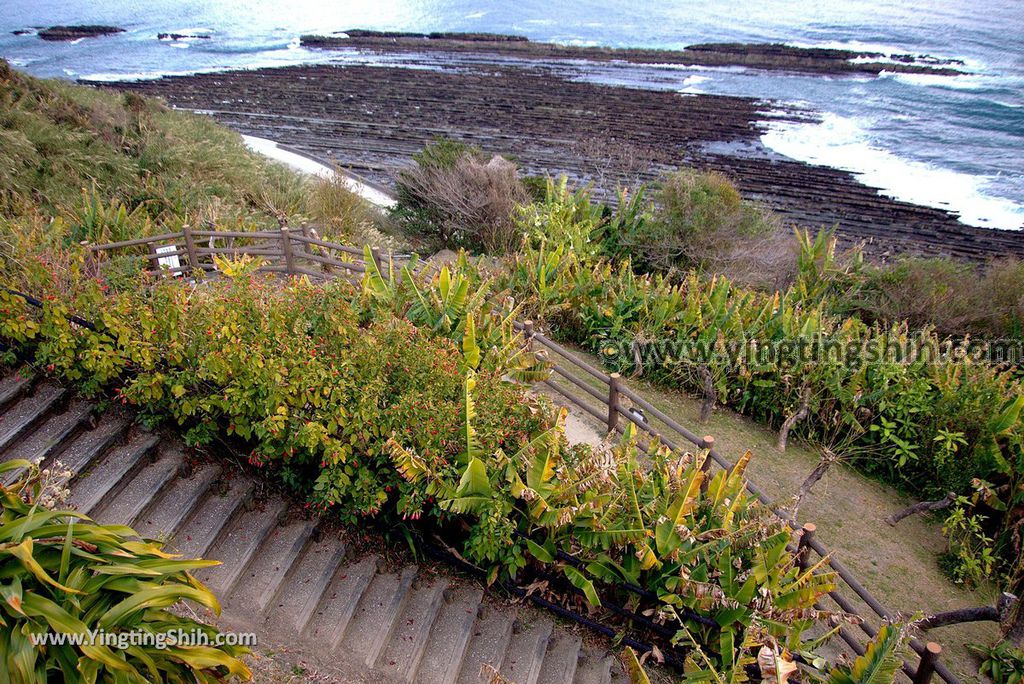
[
  {"left": 37, "top": 25, "right": 124, "bottom": 41},
  {"left": 86, "top": 43, "right": 1021, "bottom": 261},
  {"left": 301, "top": 31, "right": 967, "bottom": 77}
]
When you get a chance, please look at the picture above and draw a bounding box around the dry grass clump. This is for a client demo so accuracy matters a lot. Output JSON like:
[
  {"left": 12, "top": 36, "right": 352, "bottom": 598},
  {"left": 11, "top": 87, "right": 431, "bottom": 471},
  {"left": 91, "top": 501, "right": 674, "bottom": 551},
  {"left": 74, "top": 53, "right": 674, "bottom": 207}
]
[
  {"left": 304, "top": 171, "right": 376, "bottom": 240},
  {"left": 857, "top": 257, "right": 1024, "bottom": 338},
  {"left": 395, "top": 138, "right": 529, "bottom": 253}
]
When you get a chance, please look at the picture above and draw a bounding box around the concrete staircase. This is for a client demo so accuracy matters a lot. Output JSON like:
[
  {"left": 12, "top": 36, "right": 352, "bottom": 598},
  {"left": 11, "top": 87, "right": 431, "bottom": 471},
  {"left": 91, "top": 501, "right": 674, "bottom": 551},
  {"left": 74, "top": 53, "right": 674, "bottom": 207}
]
[{"left": 0, "top": 369, "right": 628, "bottom": 684}]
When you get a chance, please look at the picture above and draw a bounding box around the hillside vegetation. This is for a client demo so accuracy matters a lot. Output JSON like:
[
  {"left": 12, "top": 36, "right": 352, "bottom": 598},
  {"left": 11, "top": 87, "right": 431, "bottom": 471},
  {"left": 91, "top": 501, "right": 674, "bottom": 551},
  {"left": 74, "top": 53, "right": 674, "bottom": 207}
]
[
  {"left": 393, "top": 139, "right": 1024, "bottom": 597},
  {"left": 0, "top": 65, "right": 867, "bottom": 681}
]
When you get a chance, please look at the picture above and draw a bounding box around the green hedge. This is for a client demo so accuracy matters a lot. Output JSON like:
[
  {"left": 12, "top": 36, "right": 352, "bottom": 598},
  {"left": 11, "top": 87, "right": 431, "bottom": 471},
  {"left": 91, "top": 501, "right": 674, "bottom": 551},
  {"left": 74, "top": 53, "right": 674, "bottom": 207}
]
[{"left": 0, "top": 258, "right": 834, "bottom": 669}]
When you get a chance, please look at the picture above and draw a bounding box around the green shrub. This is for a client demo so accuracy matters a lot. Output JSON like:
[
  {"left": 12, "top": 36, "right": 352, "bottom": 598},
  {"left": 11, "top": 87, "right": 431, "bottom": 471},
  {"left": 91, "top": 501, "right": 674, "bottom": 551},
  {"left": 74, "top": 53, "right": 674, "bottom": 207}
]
[
  {"left": 852, "top": 257, "right": 1024, "bottom": 339},
  {"left": 603, "top": 169, "right": 786, "bottom": 282},
  {"left": 969, "top": 640, "right": 1024, "bottom": 684},
  {"left": 0, "top": 458, "right": 249, "bottom": 682}
]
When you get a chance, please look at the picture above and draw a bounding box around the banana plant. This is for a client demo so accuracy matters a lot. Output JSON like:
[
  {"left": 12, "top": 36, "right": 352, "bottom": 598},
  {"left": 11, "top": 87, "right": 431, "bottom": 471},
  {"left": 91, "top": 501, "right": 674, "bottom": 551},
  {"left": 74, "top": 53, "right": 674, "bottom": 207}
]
[
  {"left": 827, "top": 624, "right": 906, "bottom": 684},
  {"left": 0, "top": 459, "right": 250, "bottom": 683}
]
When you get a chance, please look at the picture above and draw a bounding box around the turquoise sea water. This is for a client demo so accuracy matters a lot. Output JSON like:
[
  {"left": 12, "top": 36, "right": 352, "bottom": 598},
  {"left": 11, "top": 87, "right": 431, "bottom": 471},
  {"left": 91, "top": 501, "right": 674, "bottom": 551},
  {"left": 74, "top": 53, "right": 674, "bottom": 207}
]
[{"left": 2, "top": 0, "right": 1022, "bottom": 230}]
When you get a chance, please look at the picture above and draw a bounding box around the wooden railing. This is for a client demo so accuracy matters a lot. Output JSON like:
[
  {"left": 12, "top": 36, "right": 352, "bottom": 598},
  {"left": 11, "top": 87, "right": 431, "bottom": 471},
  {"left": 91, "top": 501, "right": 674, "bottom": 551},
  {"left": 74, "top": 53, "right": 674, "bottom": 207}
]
[
  {"left": 87, "top": 229, "right": 975, "bottom": 684},
  {"left": 89, "top": 224, "right": 379, "bottom": 283},
  {"left": 520, "top": 322, "right": 962, "bottom": 684}
]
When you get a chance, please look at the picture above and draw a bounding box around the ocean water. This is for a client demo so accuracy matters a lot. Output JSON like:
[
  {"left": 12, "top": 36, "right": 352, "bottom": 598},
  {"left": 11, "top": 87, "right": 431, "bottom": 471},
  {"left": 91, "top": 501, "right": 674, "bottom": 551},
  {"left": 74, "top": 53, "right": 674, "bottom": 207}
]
[{"left": 2, "top": 0, "right": 1022, "bottom": 230}]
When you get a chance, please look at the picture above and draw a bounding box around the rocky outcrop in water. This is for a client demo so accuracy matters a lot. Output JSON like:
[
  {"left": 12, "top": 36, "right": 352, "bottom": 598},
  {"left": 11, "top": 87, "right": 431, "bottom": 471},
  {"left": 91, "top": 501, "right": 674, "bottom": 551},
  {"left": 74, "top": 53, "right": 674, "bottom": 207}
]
[
  {"left": 300, "top": 32, "right": 966, "bottom": 76},
  {"left": 38, "top": 25, "right": 124, "bottom": 41},
  {"left": 157, "top": 32, "right": 211, "bottom": 41}
]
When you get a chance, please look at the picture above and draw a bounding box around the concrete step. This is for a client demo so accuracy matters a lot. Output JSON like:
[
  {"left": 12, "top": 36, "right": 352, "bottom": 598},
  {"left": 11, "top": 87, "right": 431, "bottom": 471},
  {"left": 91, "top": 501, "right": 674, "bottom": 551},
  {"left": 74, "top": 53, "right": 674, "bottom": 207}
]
[
  {"left": 0, "top": 398, "right": 92, "bottom": 471},
  {"left": 0, "top": 368, "right": 36, "bottom": 412},
  {"left": 90, "top": 446, "right": 185, "bottom": 527},
  {"left": 198, "top": 496, "right": 288, "bottom": 596},
  {"left": 338, "top": 564, "right": 417, "bottom": 668},
  {"left": 417, "top": 585, "right": 485, "bottom": 684},
  {"left": 0, "top": 383, "right": 67, "bottom": 452},
  {"left": 172, "top": 476, "right": 255, "bottom": 558},
  {"left": 456, "top": 603, "right": 517, "bottom": 684},
  {"left": 268, "top": 535, "right": 348, "bottom": 635},
  {"left": 572, "top": 645, "right": 615, "bottom": 684},
  {"left": 302, "top": 555, "right": 378, "bottom": 649},
  {"left": 377, "top": 575, "right": 448, "bottom": 681},
  {"left": 66, "top": 430, "right": 159, "bottom": 515},
  {"left": 537, "top": 631, "right": 583, "bottom": 684},
  {"left": 132, "top": 461, "right": 222, "bottom": 540},
  {"left": 56, "top": 411, "right": 131, "bottom": 476},
  {"left": 301, "top": 557, "right": 378, "bottom": 647},
  {"left": 502, "top": 615, "right": 554, "bottom": 684},
  {"left": 228, "top": 517, "right": 316, "bottom": 615}
]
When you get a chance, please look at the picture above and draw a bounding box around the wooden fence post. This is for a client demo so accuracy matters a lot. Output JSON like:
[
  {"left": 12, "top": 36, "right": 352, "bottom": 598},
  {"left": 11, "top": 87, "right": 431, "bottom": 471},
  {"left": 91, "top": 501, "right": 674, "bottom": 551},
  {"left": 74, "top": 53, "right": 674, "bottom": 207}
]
[
  {"left": 912, "top": 643, "right": 941, "bottom": 684},
  {"left": 523, "top": 320, "right": 535, "bottom": 349},
  {"left": 148, "top": 242, "right": 161, "bottom": 277},
  {"left": 607, "top": 373, "right": 622, "bottom": 433},
  {"left": 371, "top": 247, "right": 385, "bottom": 274},
  {"left": 797, "top": 523, "right": 816, "bottom": 571},
  {"left": 280, "top": 227, "right": 296, "bottom": 275},
  {"left": 79, "top": 241, "right": 96, "bottom": 276},
  {"left": 182, "top": 224, "right": 201, "bottom": 279}
]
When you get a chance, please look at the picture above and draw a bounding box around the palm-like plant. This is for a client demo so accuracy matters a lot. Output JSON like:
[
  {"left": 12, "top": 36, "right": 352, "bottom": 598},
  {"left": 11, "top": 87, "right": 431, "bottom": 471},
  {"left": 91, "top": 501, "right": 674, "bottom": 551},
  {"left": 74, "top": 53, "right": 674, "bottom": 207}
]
[
  {"left": 827, "top": 624, "right": 906, "bottom": 684},
  {"left": 0, "top": 459, "right": 250, "bottom": 683}
]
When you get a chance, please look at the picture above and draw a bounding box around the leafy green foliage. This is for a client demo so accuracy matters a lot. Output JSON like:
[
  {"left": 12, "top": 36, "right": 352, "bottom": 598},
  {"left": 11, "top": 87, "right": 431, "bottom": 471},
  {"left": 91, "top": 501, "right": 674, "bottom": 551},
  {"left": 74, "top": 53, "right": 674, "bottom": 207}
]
[
  {"left": 390, "top": 374, "right": 835, "bottom": 667},
  {"left": 827, "top": 624, "right": 905, "bottom": 684},
  {"left": 0, "top": 458, "right": 250, "bottom": 683},
  {"left": 499, "top": 186, "right": 1024, "bottom": 583},
  {"left": 0, "top": 268, "right": 548, "bottom": 527},
  {"left": 969, "top": 640, "right": 1024, "bottom": 684}
]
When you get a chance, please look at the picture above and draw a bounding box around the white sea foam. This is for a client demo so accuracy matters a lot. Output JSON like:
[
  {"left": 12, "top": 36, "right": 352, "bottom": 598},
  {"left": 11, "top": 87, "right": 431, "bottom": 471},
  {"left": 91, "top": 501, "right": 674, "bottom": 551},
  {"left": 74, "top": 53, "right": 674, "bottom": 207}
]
[
  {"left": 761, "top": 112, "right": 1024, "bottom": 230},
  {"left": 879, "top": 70, "right": 990, "bottom": 90}
]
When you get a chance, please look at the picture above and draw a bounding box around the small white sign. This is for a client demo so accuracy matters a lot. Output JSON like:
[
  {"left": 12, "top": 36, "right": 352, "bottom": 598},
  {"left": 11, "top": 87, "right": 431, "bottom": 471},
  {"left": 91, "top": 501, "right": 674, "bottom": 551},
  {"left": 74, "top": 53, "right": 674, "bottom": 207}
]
[{"left": 155, "top": 245, "right": 182, "bottom": 277}]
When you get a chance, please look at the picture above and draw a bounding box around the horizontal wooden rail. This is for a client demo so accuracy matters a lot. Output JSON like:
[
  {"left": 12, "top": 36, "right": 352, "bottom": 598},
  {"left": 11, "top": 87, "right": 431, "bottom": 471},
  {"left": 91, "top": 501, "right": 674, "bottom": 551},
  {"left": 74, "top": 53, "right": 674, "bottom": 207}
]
[
  {"left": 191, "top": 229, "right": 281, "bottom": 239},
  {"left": 90, "top": 231, "right": 184, "bottom": 250},
  {"left": 289, "top": 233, "right": 365, "bottom": 256}
]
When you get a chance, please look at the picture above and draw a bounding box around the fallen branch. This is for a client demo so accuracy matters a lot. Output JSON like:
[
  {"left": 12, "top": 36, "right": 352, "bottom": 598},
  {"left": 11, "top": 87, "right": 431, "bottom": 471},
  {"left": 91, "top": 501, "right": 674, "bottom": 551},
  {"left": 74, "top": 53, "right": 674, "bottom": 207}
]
[
  {"left": 777, "top": 386, "right": 811, "bottom": 452},
  {"left": 916, "top": 593, "right": 1018, "bottom": 636},
  {"left": 885, "top": 492, "right": 956, "bottom": 526},
  {"left": 786, "top": 449, "right": 838, "bottom": 523},
  {"left": 916, "top": 605, "right": 999, "bottom": 630}
]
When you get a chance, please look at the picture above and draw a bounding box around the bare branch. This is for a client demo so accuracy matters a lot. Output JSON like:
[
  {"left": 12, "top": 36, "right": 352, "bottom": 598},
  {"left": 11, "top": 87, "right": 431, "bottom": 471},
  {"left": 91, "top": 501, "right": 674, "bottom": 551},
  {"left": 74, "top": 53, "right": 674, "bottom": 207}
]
[
  {"left": 777, "top": 385, "right": 811, "bottom": 451},
  {"left": 885, "top": 492, "right": 956, "bottom": 526},
  {"left": 786, "top": 449, "right": 839, "bottom": 523}
]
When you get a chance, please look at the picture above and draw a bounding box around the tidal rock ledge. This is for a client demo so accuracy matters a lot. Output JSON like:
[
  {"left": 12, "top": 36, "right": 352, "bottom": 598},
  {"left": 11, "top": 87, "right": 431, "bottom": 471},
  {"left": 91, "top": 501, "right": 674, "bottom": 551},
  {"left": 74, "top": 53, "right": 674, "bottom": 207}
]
[{"left": 38, "top": 25, "right": 125, "bottom": 41}]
